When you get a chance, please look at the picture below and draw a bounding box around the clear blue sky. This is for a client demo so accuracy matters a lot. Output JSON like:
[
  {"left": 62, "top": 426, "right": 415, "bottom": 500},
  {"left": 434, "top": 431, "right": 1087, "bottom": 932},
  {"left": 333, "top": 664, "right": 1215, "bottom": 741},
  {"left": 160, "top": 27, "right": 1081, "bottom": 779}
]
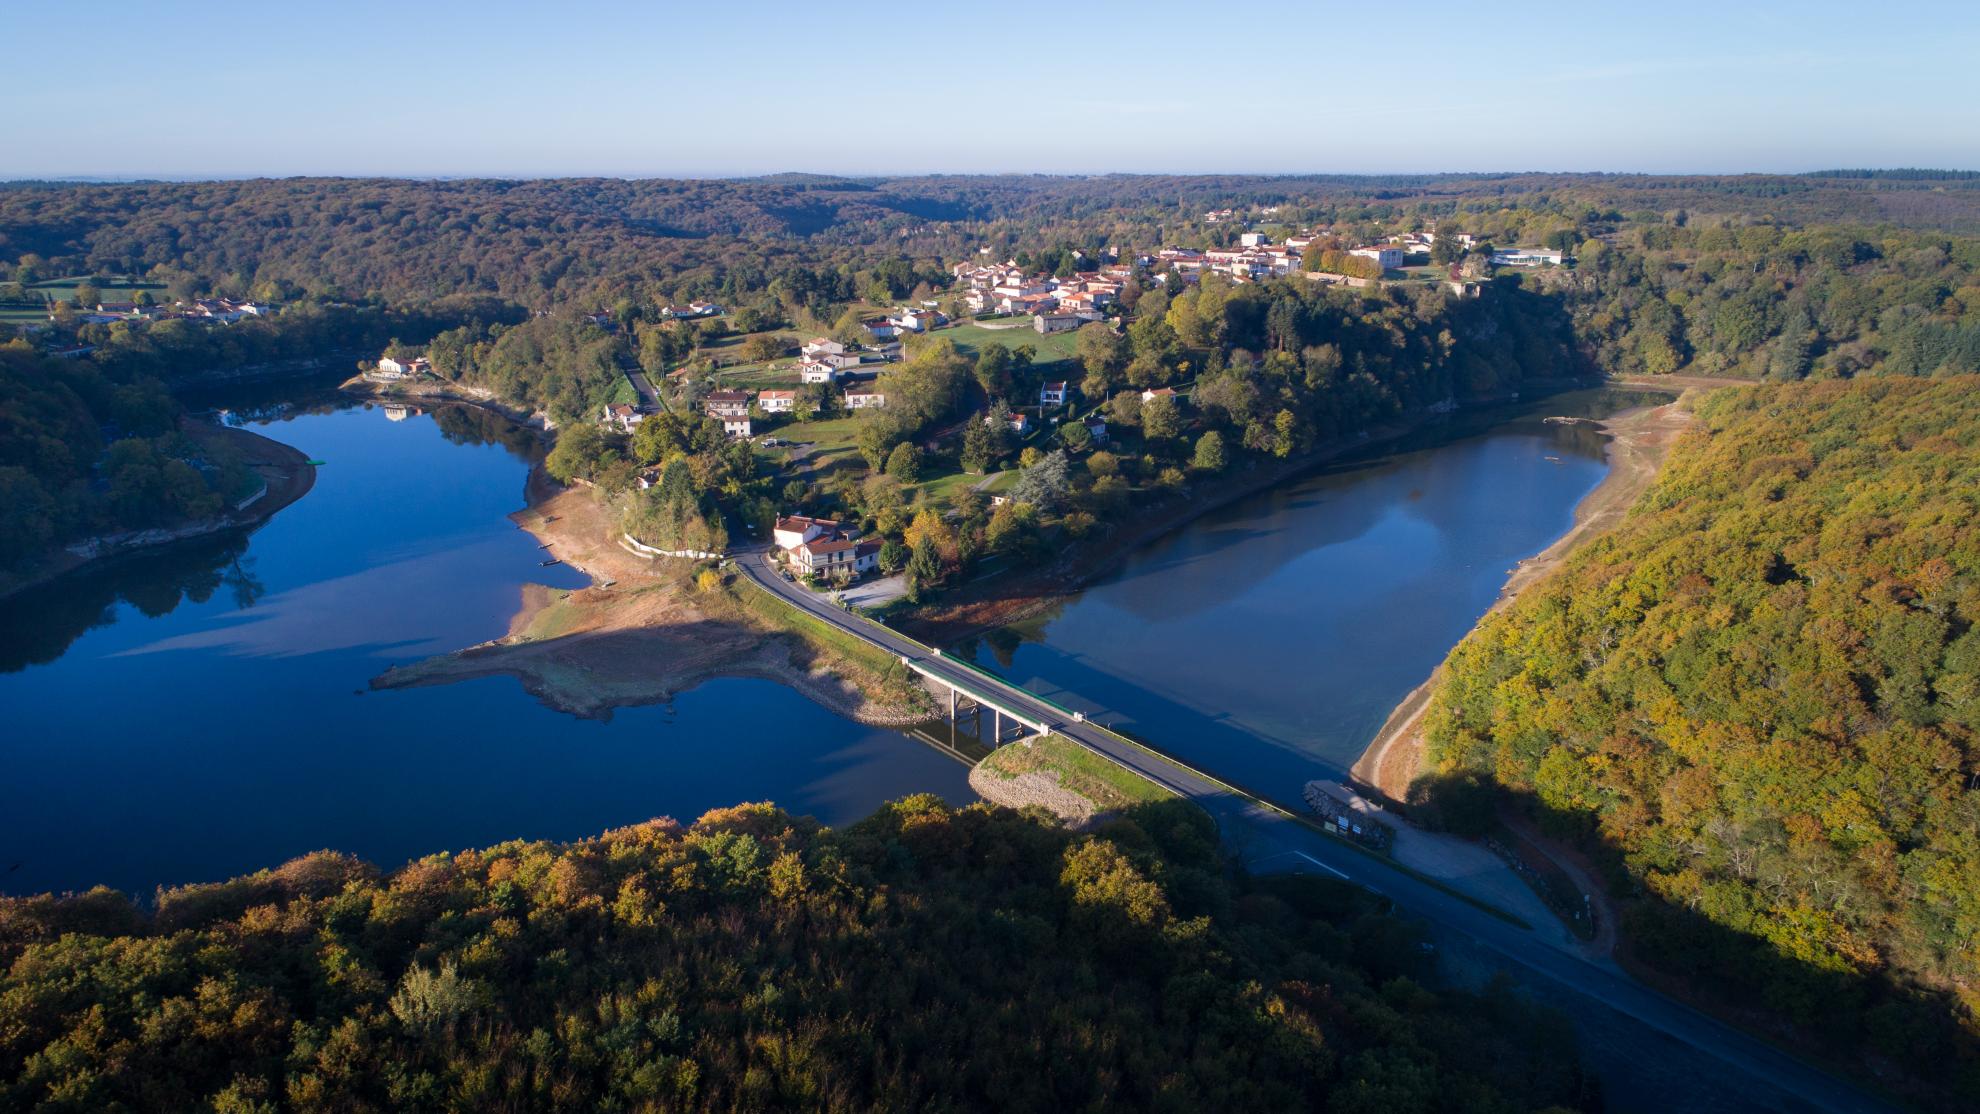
[{"left": 5, "top": 0, "right": 1976, "bottom": 178}]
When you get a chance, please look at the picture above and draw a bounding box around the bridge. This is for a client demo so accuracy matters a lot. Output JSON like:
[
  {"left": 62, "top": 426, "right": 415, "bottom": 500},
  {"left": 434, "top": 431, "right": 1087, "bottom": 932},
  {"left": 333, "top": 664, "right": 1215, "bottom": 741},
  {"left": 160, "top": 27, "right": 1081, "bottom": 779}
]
[
  {"left": 727, "top": 545, "right": 1898, "bottom": 1114},
  {"left": 903, "top": 653, "right": 1053, "bottom": 744}
]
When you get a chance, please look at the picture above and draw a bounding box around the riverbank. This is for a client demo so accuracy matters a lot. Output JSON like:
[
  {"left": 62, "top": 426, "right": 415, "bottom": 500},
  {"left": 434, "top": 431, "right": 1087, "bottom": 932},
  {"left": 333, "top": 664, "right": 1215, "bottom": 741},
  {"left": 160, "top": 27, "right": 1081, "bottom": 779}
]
[
  {"left": 370, "top": 465, "right": 930, "bottom": 726},
  {"left": 1349, "top": 393, "right": 1702, "bottom": 801},
  {"left": 898, "top": 395, "right": 1532, "bottom": 644},
  {"left": 0, "top": 419, "right": 316, "bottom": 603},
  {"left": 340, "top": 374, "right": 554, "bottom": 429}
]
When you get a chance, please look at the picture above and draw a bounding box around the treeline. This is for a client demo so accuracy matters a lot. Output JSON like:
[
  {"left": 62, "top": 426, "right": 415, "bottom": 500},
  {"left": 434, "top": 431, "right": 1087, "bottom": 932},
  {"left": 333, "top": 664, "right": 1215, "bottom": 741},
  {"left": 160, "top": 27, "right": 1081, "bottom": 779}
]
[
  {"left": 0, "top": 344, "right": 253, "bottom": 570},
  {"left": 1422, "top": 377, "right": 1980, "bottom": 1102},
  {"left": 0, "top": 798, "right": 1597, "bottom": 1112},
  {"left": 1522, "top": 222, "right": 1980, "bottom": 380}
]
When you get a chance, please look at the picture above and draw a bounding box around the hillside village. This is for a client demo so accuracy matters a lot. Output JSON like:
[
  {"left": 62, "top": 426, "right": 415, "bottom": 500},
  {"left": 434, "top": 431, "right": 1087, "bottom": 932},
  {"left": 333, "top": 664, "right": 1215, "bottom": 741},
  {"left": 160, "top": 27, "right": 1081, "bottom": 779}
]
[{"left": 345, "top": 211, "right": 1571, "bottom": 595}]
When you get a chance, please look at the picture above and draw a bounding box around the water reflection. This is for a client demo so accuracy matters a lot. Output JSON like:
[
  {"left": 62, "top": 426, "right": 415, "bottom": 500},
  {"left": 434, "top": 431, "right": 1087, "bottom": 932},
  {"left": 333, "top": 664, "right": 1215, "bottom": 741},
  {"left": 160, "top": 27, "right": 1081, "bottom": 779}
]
[
  {"left": 1, "top": 396, "right": 972, "bottom": 898},
  {"left": 956, "top": 388, "right": 1667, "bottom": 804}
]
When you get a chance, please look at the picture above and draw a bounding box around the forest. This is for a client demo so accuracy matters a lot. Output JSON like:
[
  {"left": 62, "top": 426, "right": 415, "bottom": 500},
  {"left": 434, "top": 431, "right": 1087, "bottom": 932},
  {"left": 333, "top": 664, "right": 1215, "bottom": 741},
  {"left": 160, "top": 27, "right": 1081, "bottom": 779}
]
[
  {"left": 0, "top": 798, "right": 1597, "bottom": 1112},
  {"left": 1422, "top": 377, "right": 1980, "bottom": 1101}
]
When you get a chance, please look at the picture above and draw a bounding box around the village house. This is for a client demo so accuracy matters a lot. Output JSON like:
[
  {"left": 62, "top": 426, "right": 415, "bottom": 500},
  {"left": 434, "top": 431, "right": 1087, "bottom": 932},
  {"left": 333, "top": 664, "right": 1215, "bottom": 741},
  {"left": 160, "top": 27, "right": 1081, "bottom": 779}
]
[
  {"left": 773, "top": 515, "right": 844, "bottom": 551},
  {"left": 602, "top": 402, "right": 644, "bottom": 433},
  {"left": 1081, "top": 414, "right": 1109, "bottom": 445},
  {"left": 1140, "top": 386, "right": 1181, "bottom": 404},
  {"left": 844, "top": 386, "right": 887, "bottom": 410},
  {"left": 888, "top": 307, "right": 944, "bottom": 333},
  {"left": 721, "top": 415, "right": 753, "bottom": 438},
  {"left": 1039, "top": 380, "right": 1069, "bottom": 407},
  {"left": 661, "top": 301, "right": 722, "bottom": 319},
  {"left": 372, "top": 355, "right": 432, "bottom": 380},
  {"left": 756, "top": 388, "right": 797, "bottom": 413},
  {"left": 990, "top": 410, "right": 1031, "bottom": 436},
  {"left": 702, "top": 390, "right": 750, "bottom": 419},
  {"left": 791, "top": 535, "right": 881, "bottom": 580},
  {"left": 861, "top": 317, "right": 899, "bottom": 340},
  {"left": 1034, "top": 312, "right": 1081, "bottom": 335},
  {"left": 799, "top": 356, "right": 843, "bottom": 385},
  {"left": 800, "top": 337, "right": 846, "bottom": 358},
  {"left": 1350, "top": 245, "right": 1404, "bottom": 271}
]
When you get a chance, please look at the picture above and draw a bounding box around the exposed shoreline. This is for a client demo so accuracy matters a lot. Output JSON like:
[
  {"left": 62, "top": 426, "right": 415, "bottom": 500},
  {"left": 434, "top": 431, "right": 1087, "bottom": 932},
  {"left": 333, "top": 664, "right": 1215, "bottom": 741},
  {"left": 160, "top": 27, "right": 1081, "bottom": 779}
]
[
  {"left": 0, "top": 419, "right": 317, "bottom": 603},
  {"left": 1349, "top": 393, "right": 1703, "bottom": 800},
  {"left": 370, "top": 459, "right": 932, "bottom": 727}
]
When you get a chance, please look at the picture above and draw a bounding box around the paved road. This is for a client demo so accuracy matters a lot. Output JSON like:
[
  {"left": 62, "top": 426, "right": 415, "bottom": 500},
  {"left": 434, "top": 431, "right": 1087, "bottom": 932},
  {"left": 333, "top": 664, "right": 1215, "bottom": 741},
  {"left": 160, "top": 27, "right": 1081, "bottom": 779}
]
[
  {"left": 733, "top": 546, "right": 1904, "bottom": 1114},
  {"left": 621, "top": 362, "right": 664, "bottom": 412}
]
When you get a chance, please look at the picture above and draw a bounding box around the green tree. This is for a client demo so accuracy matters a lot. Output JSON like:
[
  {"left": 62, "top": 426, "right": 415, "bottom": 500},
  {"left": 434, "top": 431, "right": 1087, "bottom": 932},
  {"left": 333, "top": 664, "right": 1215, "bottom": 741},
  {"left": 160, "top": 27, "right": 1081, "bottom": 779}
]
[
  {"left": 884, "top": 442, "right": 923, "bottom": 484},
  {"left": 1142, "top": 394, "right": 1182, "bottom": 442},
  {"left": 961, "top": 417, "right": 999, "bottom": 474},
  {"left": 1191, "top": 429, "right": 1227, "bottom": 472}
]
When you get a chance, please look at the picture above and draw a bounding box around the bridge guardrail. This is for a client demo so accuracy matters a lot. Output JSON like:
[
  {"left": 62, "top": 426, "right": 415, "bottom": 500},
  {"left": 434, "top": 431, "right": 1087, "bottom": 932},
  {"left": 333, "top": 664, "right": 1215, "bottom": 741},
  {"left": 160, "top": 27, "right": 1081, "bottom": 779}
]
[{"left": 734, "top": 559, "right": 1528, "bottom": 926}]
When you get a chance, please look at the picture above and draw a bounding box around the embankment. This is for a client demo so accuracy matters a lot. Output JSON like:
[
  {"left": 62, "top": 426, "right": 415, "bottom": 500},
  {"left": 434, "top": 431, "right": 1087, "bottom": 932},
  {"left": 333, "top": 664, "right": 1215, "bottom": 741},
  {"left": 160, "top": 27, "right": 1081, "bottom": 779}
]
[
  {"left": 370, "top": 467, "right": 930, "bottom": 726},
  {"left": 0, "top": 419, "right": 316, "bottom": 603}
]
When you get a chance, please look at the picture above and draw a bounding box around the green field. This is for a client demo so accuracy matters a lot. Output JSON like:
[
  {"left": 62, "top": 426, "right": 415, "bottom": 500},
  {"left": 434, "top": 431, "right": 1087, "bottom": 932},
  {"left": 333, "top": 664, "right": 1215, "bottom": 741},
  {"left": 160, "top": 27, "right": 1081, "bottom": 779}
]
[
  {"left": 937, "top": 321, "right": 1084, "bottom": 365},
  {"left": 710, "top": 361, "right": 799, "bottom": 391},
  {"left": 2, "top": 276, "right": 173, "bottom": 323}
]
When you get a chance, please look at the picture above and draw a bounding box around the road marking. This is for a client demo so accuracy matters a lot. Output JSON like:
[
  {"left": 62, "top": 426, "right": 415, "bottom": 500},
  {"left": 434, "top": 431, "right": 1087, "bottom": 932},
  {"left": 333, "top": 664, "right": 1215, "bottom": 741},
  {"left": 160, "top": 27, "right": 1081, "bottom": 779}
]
[{"left": 1292, "top": 852, "right": 1349, "bottom": 879}]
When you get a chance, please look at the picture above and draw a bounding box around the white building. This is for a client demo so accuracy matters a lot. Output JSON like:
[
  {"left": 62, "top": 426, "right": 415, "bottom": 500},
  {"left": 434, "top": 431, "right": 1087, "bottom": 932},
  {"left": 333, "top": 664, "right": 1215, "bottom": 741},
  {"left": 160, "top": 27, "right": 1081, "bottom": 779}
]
[
  {"left": 602, "top": 403, "right": 644, "bottom": 433},
  {"left": 774, "top": 515, "right": 843, "bottom": 551},
  {"left": 792, "top": 536, "right": 881, "bottom": 579},
  {"left": 1350, "top": 246, "right": 1403, "bottom": 271},
  {"left": 844, "top": 387, "right": 887, "bottom": 410},
  {"left": 1492, "top": 248, "right": 1565, "bottom": 267},
  {"left": 757, "top": 389, "right": 796, "bottom": 413}
]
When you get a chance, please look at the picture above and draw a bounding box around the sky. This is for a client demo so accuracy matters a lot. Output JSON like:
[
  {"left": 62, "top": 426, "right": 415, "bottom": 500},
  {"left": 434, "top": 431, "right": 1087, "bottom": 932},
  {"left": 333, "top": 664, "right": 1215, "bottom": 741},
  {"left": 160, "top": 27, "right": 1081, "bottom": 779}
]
[{"left": 4, "top": 0, "right": 1977, "bottom": 179}]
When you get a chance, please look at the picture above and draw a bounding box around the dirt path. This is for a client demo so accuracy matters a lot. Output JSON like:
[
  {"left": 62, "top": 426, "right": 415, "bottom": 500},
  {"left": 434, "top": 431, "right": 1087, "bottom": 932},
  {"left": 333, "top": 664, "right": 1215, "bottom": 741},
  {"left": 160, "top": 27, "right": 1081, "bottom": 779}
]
[{"left": 1351, "top": 398, "right": 1700, "bottom": 800}]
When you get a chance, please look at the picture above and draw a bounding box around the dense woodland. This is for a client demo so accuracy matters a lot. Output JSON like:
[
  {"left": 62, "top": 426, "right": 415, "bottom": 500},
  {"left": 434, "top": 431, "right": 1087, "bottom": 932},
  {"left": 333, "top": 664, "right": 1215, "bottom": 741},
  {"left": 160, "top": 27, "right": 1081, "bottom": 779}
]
[
  {"left": 6, "top": 174, "right": 1980, "bottom": 1102},
  {"left": 1424, "top": 377, "right": 1980, "bottom": 1100},
  {"left": 0, "top": 799, "right": 1597, "bottom": 1112}
]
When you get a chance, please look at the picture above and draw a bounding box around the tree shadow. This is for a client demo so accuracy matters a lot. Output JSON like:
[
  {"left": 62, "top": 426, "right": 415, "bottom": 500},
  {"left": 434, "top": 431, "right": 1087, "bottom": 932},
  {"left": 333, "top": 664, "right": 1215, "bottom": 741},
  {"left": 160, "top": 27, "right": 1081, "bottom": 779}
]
[{"left": 1405, "top": 770, "right": 1979, "bottom": 1106}]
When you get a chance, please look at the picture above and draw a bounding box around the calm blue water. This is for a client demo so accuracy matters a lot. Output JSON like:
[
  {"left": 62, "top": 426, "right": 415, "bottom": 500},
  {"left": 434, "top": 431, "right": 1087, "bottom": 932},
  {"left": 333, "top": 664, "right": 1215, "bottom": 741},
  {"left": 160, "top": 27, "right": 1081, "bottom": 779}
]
[
  {"left": 0, "top": 398, "right": 971, "bottom": 898},
  {"left": 955, "top": 392, "right": 1631, "bottom": 804}
]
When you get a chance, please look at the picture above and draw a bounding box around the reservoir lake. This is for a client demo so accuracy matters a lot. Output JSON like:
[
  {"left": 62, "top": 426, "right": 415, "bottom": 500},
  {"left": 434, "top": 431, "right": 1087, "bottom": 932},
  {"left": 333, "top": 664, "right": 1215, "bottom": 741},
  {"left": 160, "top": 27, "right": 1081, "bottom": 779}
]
[{"left": 0, "top": 384, "right": 1648, "bottom": 897}]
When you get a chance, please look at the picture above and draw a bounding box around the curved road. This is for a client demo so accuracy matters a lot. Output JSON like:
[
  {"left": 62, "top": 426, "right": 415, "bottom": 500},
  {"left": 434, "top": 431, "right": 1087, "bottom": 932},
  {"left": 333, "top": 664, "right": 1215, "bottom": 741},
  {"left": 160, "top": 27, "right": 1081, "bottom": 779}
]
[{"left": 735, "top": 545, "right": 1904, "bottom": 1114}]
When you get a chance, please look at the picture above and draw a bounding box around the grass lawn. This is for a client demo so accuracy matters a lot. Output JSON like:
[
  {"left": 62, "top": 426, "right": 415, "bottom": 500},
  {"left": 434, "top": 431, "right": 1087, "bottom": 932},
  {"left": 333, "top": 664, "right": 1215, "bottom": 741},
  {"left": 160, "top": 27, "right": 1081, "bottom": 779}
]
[
  {"left": 712, "top": 361, "right": 799, "bottom": 391},
  {"left": 976, "top": 734, "right": 1174, "bottom": 811},
  {"left": 910, "top": 468, "right": 987, "bottom": 506},
  {"left": 936, "top": 322, "right": 1083, "bottom": 365}
]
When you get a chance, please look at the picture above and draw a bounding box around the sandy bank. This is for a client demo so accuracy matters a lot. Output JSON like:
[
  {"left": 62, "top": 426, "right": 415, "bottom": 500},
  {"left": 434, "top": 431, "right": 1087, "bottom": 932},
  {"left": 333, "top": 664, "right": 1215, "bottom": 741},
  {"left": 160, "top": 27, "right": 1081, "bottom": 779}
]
[
  {"left": 371, "top": 469, "right": 928, "bottom": 726},
  {"left": 1350, "top": 395, "right": 1701, "bottom": 800}
]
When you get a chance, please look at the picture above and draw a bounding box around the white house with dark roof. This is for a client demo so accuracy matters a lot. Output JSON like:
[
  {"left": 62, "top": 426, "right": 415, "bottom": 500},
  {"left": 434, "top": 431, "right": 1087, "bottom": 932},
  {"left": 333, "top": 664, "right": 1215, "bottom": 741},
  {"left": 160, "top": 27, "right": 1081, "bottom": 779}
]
[
  {"left": 792, "top": 535, "right": 881, "bottom": 579},
  {"left": 702, "top": 390, "right": 751, "bottom": 419},
  {"left": 1039, "top": 380, "right": 1069, "bottom": 407}
]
